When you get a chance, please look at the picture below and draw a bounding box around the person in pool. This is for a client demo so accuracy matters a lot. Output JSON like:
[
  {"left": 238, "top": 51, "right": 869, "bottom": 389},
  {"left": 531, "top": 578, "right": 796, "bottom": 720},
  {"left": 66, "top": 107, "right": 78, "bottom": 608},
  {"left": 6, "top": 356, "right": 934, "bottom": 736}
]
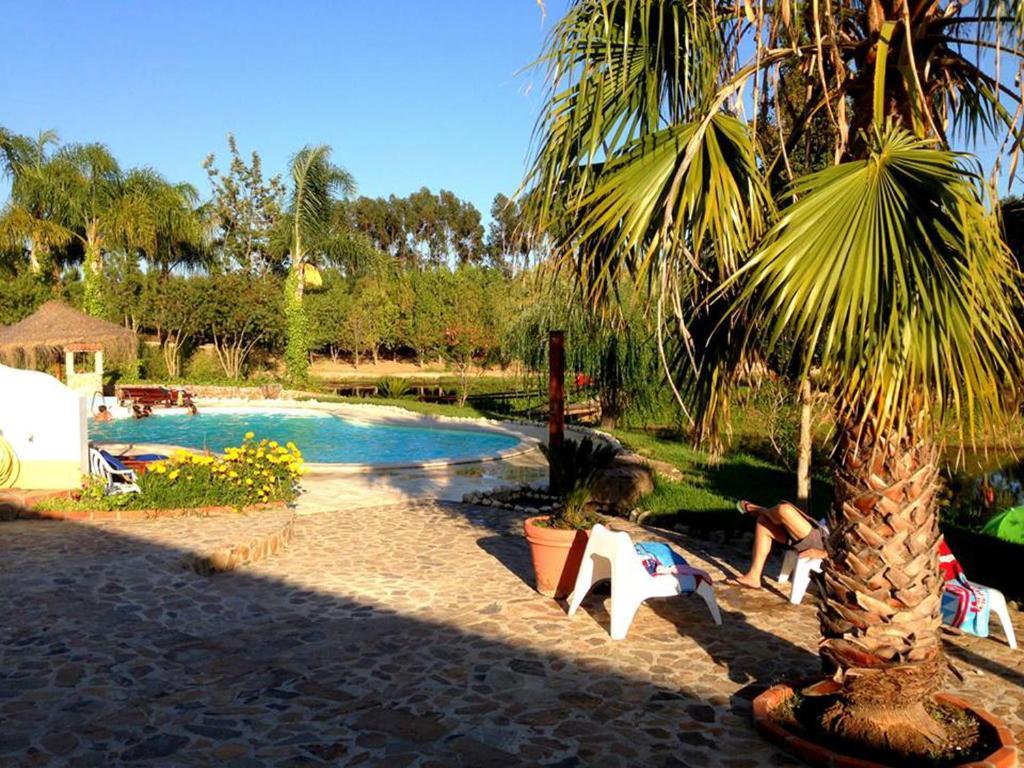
[
  {"left": 727, "top": 500, "right": 827, "bottom": 591},
  {"left": 94, "top": 405, "right": 113, "bottom": 422}
]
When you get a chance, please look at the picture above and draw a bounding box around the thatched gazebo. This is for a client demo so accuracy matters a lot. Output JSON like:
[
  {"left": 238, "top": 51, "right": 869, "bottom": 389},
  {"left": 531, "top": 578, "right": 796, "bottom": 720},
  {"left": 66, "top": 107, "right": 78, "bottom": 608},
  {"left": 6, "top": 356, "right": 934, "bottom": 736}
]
[{"left": 0, "top": 301, "right": 136, "bottom": 396}]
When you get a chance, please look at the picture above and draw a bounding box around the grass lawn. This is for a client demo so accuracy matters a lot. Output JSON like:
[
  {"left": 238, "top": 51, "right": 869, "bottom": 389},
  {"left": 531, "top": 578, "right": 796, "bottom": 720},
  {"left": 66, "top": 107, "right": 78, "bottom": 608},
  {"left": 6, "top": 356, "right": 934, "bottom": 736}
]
[
  {"left": 612, "top": 428, "right": 834, "bottom": 533},
  {"left": 298, "top": 393, "right": 492, "bottom": 420}
]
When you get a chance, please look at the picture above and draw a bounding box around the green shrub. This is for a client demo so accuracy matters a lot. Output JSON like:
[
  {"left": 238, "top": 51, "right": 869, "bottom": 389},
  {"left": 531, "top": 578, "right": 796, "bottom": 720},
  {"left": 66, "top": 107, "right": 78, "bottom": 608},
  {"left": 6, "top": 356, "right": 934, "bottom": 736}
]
[
  {"left": 376, "top": 376, "right": 411, "bottom": 398},
  {"left": 137, "top": 343, "right": 169, "bottom": 381},
  {"left": 184, "top": 347, "right": 224, "bottom": 382},
  {"left": 540, "top": 435, "right": 619, "bottom": 497}
]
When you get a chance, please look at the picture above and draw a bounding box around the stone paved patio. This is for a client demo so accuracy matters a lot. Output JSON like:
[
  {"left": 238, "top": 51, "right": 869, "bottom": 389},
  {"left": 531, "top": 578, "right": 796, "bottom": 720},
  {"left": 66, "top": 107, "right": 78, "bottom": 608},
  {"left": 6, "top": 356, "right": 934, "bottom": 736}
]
[{"left": 1, "top": 500, "right": 1021, "bottom": 766}]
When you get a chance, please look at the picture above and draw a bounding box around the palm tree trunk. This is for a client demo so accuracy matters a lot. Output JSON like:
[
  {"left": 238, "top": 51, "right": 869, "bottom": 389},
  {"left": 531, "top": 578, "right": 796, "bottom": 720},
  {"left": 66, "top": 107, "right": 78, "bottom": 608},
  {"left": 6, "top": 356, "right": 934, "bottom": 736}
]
[
  {"left": 284, "top": 245, "right": 310, "bottom": 380},
  {"left": 815, "top": 415, "right": 948, "bottom": 757},
  {"left": 82, "top": 226, "right": 104, "bottom": 317},
  {"left": 27, "top": 238, "right": 42, "bottom": 274}
]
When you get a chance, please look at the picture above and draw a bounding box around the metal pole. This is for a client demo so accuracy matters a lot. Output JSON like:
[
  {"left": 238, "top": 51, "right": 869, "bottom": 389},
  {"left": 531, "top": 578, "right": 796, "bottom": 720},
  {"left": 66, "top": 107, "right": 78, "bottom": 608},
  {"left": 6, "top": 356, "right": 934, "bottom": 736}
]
[{"left": 548, "top": 330, "right": 565, "bottom": 492}]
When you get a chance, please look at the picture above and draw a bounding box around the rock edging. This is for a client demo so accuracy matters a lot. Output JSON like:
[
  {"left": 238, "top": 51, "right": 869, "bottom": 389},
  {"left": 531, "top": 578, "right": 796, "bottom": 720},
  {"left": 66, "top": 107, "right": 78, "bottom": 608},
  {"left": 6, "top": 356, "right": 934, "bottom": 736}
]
[{"left": 188, "top": 510, "right": 296, "bottom": 576}]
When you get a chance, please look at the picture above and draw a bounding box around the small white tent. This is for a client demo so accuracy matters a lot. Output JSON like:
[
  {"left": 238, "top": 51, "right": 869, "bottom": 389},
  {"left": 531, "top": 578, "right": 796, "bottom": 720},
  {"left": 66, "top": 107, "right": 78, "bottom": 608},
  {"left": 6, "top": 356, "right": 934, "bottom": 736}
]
[{"left": 0, "top": 364, "right": 87, "bottom": 489}]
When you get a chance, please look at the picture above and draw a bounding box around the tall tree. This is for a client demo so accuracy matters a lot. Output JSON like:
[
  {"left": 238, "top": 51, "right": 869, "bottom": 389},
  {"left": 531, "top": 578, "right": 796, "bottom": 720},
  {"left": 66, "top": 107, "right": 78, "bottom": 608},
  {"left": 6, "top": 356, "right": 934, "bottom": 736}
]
[
  {"left": 122, "top": 169, "right": 206, "bottom": 276},
  {"left": 56, "top": 143, "right": 157, "bottom": 315},
  {"left": 203, "top": 135, "right": 286, "bottom": 274},
  {"left": 528, "top": 0, "right": 1024, "bottom": 756},
  {"left": 0, "top": 128, "right": 73, "bottom": 277},
  {"left": 280, "top": 145, "right": 355, "bottom": 379},
  {"left": 486, "top": 193, "right": 533, "bottom": 274}
]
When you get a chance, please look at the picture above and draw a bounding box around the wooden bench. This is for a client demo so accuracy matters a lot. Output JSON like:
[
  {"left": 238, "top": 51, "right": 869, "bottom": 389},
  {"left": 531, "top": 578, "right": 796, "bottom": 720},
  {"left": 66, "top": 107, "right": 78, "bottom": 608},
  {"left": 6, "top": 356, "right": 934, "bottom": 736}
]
[{"left": 116, "top": 385, "right": 194, "bottom": 408}]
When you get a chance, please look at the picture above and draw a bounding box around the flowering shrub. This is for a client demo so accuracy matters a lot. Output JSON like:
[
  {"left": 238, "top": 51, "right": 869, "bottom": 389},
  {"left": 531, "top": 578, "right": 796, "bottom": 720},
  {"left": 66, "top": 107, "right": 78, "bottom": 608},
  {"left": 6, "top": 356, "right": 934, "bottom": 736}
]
[
  {"left": 144, "top": 433, "right": 304, "bottom": 508},
  {"left": 35, "top": 434, "right": 303, "bottom": 513}
]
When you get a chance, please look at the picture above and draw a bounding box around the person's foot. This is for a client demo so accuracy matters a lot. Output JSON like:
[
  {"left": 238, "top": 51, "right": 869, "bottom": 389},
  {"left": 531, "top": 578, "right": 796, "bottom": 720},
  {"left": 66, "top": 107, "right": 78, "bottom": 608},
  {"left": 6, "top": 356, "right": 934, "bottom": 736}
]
[{"left": 727, "top": 574, "right": 763, "bottom": 590}]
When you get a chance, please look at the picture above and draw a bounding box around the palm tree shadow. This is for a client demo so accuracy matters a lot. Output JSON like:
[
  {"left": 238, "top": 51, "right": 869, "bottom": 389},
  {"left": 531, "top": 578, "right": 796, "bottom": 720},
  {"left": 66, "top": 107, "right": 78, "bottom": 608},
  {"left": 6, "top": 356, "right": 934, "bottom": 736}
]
[
  {"left": 4, "top": 515, "right": 758, "bottom": 766},
  {"left": 942, "top": 637, "right": 1024, "bottom": 690}
]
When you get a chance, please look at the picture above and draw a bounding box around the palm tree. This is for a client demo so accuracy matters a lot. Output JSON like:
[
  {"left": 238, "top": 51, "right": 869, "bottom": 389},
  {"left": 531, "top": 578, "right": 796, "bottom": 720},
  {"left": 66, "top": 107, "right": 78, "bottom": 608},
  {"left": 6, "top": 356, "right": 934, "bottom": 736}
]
[
  {"left": 56, "top": 143, "right": 136, "bottom": 315},
  {"left": 281, "top": 145, "right": 355, "bottom": 379},
  {"left": 527, "top": 0, "right": 1024, "bottom": 757},
  {"left": 0, "top": 128, "right": 74, "bottom": 276},
  {"left": 121, "top": 169, "right": 207, "bottom": 275}
]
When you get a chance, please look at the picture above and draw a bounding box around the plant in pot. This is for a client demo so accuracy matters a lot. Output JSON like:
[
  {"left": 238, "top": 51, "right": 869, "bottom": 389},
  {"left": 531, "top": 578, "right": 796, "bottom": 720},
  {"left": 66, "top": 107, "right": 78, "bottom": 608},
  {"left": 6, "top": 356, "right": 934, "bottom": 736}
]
[{"left": 524, "top": 436, "right": 618, "bottom": 598}]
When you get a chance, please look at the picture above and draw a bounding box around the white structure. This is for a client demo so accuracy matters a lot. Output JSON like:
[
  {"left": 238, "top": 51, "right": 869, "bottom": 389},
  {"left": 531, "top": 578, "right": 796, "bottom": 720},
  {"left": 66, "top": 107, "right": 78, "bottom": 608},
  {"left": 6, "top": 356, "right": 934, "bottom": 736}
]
[
  {"left": 568, "top": 523, "right": 721, "bottom": 640},
  {"left": 64, "top": 344, "right": 104, "bottom": 398},
  {"left": 0, "top": 364, "right": 87, "bottom": 489},
  {"left": 777, "top": 549, "right": 825, "bottom": 605}
]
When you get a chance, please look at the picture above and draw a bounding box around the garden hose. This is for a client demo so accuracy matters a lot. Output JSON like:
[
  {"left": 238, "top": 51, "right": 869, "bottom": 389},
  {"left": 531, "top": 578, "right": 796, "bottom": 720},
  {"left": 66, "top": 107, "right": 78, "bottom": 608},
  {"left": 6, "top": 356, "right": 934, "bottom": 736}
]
[{"left": 0, "top": 434, "right": 19, "bottom": 489}]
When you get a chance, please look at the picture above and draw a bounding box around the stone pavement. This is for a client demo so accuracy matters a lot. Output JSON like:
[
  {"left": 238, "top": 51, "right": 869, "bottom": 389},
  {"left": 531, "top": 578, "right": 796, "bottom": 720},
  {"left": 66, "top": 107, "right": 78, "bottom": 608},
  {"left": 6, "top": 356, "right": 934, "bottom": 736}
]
[{"left": 1, "top": 502, "right": 1021, "bottom": 767}]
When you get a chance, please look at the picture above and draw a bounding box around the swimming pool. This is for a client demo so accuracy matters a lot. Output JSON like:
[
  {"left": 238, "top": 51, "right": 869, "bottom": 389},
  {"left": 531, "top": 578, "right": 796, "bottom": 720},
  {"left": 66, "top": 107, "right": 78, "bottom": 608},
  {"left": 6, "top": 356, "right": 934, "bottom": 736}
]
[{"left": 89, "top": 408, "right": 522, "bottom": 465}]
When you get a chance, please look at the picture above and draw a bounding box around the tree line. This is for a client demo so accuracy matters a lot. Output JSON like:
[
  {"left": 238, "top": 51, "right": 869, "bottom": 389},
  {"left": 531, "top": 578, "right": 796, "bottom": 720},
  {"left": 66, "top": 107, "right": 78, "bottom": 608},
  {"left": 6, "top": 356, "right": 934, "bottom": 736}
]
[{"left": 0, "top": 129, "right": 539, "bottom": 381}]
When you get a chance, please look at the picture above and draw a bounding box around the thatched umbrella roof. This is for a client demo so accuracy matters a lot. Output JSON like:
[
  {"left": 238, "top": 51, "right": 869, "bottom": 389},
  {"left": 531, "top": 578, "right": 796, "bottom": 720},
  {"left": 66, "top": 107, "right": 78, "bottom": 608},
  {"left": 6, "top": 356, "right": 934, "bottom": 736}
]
[{"left": 0, "top": 301, "right": 136, "bottom": 366}]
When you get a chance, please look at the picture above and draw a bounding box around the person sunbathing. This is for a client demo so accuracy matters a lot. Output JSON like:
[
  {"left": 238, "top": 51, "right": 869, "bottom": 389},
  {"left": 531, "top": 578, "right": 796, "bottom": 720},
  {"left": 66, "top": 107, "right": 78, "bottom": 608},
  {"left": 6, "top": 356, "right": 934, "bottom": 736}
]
[{"left": 728, "top": 500, "right": 827, "bottom": 591}]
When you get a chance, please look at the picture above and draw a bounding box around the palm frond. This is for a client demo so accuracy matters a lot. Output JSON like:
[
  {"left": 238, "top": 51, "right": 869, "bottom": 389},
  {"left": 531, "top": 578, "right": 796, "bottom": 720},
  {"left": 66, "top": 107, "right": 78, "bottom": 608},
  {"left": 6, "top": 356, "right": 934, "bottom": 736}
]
[
  {"left": 570, "top": 113, "right": 771, "bottom": 298},
  {"left": 525, "top": 0, "right": 722, "bottom": 229},
  {"left": 734, "top": 125, "right": 1024, "bottom": 437},
  {"left": 288, "top": 145, "right": 356, "bottom": 260}
]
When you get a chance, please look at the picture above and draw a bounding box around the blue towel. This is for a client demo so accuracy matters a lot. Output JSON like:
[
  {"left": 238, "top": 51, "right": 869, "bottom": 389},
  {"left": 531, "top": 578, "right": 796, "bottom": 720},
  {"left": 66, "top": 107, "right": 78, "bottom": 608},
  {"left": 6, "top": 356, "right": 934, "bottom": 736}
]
[{"left": 634, "top": 541, "right": 688, "bottom": 569}]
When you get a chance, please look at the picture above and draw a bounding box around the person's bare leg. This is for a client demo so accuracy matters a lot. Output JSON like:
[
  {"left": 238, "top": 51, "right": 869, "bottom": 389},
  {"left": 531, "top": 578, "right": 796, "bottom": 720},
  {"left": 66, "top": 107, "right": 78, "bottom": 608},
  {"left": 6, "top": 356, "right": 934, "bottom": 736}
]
[
  {"left": 735, "top": 515, "right": 786, "bottom": 589},
  {"left": 768, "top": 502, "right": 814, "bottom": 543}
]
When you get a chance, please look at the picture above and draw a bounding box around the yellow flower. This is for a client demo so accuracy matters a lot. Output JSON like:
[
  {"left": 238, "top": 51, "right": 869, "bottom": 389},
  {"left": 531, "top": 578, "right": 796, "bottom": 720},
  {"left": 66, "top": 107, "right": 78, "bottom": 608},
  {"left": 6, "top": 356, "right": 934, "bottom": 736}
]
[
  {"left": 245, "top": 478, "right": 254, "bottom": 485},
  {"left": 244, "top": 431, "right": 255, "bottom": 440},
  {"left": 268, "top": 441, "right": 278, "bottom": 449},
  {"left": 168, "top": 469, "right": 181, "bottom": 481},
  {"left": 152, "top": 463, "right": 167, "bottom": 474},
  {"left": 228, "top": 470, "right": 238, "bottom": 479}
]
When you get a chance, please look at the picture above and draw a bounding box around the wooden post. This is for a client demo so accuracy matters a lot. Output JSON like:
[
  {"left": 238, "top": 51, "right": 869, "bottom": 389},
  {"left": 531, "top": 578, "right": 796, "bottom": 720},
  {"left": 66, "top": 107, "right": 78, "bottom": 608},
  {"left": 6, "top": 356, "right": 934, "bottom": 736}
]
[
  {"left": 548, "top": 330, "right": 565, "bottom": 492},
  {"left": 796, "top": 375, "right": 813, "bottom": 513}
]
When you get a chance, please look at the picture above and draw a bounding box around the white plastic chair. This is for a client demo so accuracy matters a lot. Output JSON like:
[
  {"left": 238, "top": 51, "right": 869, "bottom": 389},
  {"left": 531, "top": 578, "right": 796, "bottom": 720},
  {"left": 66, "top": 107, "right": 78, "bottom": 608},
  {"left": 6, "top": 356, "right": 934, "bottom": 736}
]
[
  {"left": 964, "top": 582, "right": 1018, "bottom": 650},
  {"left": 777, "top": 549, "right": 824, "bottom": 605},
  {"left": 567, "top": 524, "right": 722, "bottom": 640},
  {"left": 780, "top": 546, "right": 1018, "bottom": 650},
  {"left": 89, "top": 447, "right": 141, "bottom": 495}
]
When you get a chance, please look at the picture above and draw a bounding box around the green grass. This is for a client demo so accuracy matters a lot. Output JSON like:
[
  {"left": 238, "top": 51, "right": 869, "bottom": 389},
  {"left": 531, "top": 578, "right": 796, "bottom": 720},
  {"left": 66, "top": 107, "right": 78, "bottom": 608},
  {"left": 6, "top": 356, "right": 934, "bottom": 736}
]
[
  {"left": 611, "top": 427, "right": 833, "bottom": 532},
  {"left": 297, "top": 393, "right": 490, "bottom": 419}
]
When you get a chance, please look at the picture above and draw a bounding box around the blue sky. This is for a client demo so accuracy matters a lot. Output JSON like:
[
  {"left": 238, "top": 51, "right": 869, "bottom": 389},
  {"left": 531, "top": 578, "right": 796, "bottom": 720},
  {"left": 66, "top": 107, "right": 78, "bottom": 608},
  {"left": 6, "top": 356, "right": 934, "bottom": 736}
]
[
  {"left": 2, "top": 0, "right": 1017, "bottom": 219},
  {"left": 1, "top": 1, "right": 566, "bottom": 218}
]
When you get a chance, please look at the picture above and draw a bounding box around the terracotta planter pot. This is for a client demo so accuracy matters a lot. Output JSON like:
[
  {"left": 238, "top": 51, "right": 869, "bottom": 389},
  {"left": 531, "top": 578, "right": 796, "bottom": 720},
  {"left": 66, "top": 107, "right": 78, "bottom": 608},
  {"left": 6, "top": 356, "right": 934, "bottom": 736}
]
[
  {"left": 523, "top": 515, "right": 589, "bottom": 599},
  {"left": 752, "top": 680, "right": 1019, "bottom": 768}
]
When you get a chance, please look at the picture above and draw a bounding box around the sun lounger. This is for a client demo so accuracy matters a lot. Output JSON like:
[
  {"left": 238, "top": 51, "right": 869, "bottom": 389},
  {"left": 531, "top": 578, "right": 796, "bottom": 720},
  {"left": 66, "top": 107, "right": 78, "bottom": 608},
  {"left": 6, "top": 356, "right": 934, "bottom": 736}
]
[{"left": 89, "top": 447, "right": 141, "bottom": 495}]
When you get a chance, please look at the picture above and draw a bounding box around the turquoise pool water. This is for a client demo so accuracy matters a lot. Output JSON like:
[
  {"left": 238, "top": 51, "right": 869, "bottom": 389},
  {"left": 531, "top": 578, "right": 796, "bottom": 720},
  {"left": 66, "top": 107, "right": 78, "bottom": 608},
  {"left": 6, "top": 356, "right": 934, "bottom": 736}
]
[{"left": 89, "top": 410, "right": 520, "bottom": 465}]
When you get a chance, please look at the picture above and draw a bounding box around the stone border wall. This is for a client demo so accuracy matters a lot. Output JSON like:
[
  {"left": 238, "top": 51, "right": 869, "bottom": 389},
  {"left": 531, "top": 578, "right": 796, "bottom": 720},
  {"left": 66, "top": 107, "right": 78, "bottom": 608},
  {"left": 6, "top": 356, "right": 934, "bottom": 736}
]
[{"left": 189, "top": 512, "right": 296, "bottom": 576}]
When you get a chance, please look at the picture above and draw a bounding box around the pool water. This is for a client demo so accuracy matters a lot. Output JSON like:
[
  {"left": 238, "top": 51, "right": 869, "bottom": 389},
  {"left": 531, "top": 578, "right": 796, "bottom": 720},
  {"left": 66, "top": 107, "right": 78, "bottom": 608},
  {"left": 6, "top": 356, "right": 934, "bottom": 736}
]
[{"left": 89, "top": 410, "right": 520, "bottom": 465}]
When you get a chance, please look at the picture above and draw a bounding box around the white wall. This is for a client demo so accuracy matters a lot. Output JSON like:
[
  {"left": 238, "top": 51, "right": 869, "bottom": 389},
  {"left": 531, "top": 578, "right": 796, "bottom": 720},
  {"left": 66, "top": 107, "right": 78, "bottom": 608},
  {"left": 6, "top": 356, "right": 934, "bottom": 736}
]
[{"left": 0, "top": 364, "right": 87, "bottom": 484}]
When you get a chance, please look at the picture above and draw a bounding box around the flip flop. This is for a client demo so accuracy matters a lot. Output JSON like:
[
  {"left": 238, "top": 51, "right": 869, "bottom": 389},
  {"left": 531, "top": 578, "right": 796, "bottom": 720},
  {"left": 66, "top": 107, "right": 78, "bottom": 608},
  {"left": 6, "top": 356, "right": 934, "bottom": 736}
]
[{"left": 736, "top": 500, "right": 759, "bottom": 516}]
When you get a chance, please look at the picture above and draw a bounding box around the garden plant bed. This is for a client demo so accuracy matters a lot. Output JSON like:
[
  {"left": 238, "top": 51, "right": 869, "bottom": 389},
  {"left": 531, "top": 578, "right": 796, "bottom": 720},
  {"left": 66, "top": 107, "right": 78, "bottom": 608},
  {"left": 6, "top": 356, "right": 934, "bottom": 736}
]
[{"left": 754, "top": 680, "right": 1018, "bottom": 768}]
